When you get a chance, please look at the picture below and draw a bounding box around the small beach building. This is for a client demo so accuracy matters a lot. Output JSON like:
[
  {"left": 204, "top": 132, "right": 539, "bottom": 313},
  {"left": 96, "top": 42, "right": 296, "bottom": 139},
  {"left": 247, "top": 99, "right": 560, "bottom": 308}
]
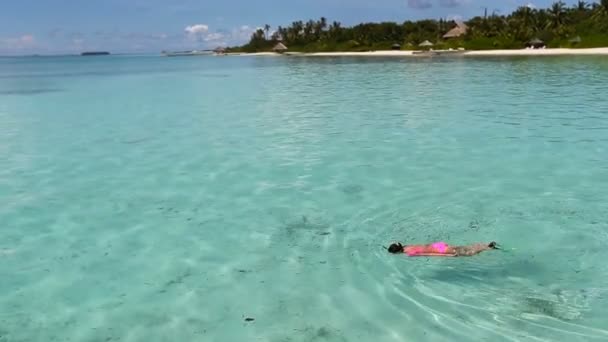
[
  {"left": 443, "top": 22, "right": 468, "bottom": 39},
  {"left": 391, "top": 43, "right": 401, "bottom": 50},
  {"left": 569, "top": 36, "right": 582, "bottom": 45},
  {"left": 419, "top": 40, "right": 434, "bottom": 49},
  {"left": 273, "top": 43, "right": 288, "bottom": 53},
  {"left": 526, "top": 38, "right": 545, "bottom": 49}
]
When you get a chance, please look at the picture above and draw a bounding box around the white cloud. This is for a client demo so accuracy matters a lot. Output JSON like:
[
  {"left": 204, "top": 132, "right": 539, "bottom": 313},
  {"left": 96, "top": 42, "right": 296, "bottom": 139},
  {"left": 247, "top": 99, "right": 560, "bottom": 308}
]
[
  {"left": 185, "top": 24, "right": 211, "bottom": 43},
  {"left": 526, "top": 2, "right": 536, "bottom": 9},
  {"left": 20, "top": 35, "right": 35, "bottom": 44},
  {"left": 48, "top": 28, "right": 63, "bottom": 39},
  {"left": 447, "top": 14, "right": 463, "bottom": 21},
  {"left": 0, "top": 34, "right": 40, "bottom": 54},
  {"left": 407, "top": 0, "right": 432, "bottom": 9},
  {"left": 1, "top": 34, "right": 36, "bottom": 49},
  {"left": 185, "top": 24, "right": 209, "bottom": 35},
  {"left": 204, "top": 32, "right": 224, "bottom": 42},
  {"left": 231, "top": 25, "right": 256, "bottom": 42}
]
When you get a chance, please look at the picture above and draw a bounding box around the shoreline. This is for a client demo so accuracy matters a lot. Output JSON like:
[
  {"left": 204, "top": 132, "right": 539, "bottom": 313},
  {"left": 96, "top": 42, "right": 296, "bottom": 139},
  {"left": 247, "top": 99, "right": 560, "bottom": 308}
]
[
  {"left": 464, "top": 48, "right": 608, "bottom": 56},
  {"left": 225, "top": 47, "right": 608, "bottom": 57}
]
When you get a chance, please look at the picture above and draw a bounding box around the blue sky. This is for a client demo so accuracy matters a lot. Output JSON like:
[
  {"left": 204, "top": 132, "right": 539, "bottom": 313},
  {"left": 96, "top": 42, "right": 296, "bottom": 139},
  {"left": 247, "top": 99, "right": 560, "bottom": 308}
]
[{"left": 0, "top": 0, "right": 589, "bottom": 55}]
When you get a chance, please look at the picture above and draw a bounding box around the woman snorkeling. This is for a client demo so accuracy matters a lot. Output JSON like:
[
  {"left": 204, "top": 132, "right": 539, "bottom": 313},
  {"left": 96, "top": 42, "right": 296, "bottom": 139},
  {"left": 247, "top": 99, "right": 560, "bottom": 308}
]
[{"left": 387, "top": 241, "right": 500, "bottom": 257}]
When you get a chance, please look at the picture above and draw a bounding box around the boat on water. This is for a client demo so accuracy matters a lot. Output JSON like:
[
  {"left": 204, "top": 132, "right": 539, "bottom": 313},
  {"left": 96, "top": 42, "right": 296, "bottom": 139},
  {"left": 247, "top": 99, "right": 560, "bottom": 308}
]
[{"left": 161, "top": 50, "right": 213, "bottom": 57}]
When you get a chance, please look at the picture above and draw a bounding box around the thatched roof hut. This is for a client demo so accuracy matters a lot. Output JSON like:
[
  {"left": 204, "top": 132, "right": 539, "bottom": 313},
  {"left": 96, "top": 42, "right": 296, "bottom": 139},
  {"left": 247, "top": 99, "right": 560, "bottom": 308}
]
[
  {"left": 419, "top": 40, "right": 434, "bottom": 47},
  {"left": 391, "top": 43, "right": 401, "bottom": 50},
  {"left": 273, "top": 42, "right": 288, "bottom": 53},
  {"left": 443, "top": 22, "right": 468, "bottom": 39},
  {"left": 526, "top": 38, "right": 545, "bottom": 48}
]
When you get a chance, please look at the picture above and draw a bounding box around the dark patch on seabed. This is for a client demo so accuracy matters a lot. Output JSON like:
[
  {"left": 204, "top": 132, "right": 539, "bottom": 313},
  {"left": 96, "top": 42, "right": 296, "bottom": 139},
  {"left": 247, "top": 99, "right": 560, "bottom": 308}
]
[
  {"left": 340, "top": 184, "right": 363, "bottom": 195},
  {"left": 0, "top": 88, "right": 63, "bottom": 95},
  {"left": 499, "top": 202, "right": 586, "bottom": 221},
  {"left": 465, "top": 217, "right": 496, "bottom": 232},
  {"left": 427, "top": 259, "right": 545, "bottom": 284},
  {"left": 284, "top": 326, "right": 347, "bottom": 342},
  {"left": 199, "top": 73, "right": 231, "bottom": 78},
  {"left": 521, "top": 296, "right": 581, "bottom": 321},
  {"left": 468, "top": 219, "right": 480, "bottom": 231},
  {"left": 261, "top": 214, "right": 334, "bottom": 264},
  {"left": 284, "top": 216, "right": 330, "bottom": 233},
  {"left": 121, "top": 137, "right": 150, "bottom": 145},
  {"left": 159, "top": 269, "right": 193, "bottom": 293}
]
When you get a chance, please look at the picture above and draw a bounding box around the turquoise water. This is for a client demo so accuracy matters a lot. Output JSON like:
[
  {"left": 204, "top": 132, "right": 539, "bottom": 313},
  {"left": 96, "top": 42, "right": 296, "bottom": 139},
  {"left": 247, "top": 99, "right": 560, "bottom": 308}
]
[{"left": 1, "top": 55, "right": 608, "bottom": 342}]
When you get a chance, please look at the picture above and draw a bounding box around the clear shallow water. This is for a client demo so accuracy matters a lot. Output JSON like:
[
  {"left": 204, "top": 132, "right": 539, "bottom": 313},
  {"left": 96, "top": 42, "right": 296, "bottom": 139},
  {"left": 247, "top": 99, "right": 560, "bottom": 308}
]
[{"left": 1, "top": 54, "right": 608, "bottom": 342}]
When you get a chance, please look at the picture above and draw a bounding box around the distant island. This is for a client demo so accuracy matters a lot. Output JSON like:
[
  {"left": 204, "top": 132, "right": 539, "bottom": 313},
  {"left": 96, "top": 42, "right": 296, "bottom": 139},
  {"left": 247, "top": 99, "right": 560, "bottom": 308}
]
[
  {"left": 81, "top": 51, "right": 110, "bottom": 56},
  {"left": 229, "top": 1, "right": 608, "bottom": 53}
]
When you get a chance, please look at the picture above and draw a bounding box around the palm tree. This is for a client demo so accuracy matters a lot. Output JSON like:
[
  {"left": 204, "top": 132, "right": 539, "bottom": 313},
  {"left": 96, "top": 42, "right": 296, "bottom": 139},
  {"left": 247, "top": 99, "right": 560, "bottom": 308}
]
[
  {"left": 264, "top": 24, "right": 271, "bottom": 40},
  {"left": 289, "top": 21, "right": 304, "bottom": 43},
  {"left": 274, "top": 26, "right": 286, "bottom": 41},
  {"left": 575, "top": 0, "right": 588, "bottom": 11},
  {"left": 320, "top": 17, "right": 328, "bottom": 30},
  {"left": 599, "top": 0, "right": 608, "bottom": 15},
  {"left": 510, "top": 5, "right": 536, "bottom": 40},
  {"left": 304, "top": 20, "right": 315, "bottom": 41},
  {"left": 329, "top": 21, "right": 342, "bottom": 40},
  {"left": 591, "top": 0, "right": 608, "bottom": 27},
  {"left": 255, "top": 28, "right": 265, "bottom": 40},
  {"left": 567, "top": 0, "right": 590, "bottom": 23},
  {"left": 547, "top": 1, "right": 567, "bottom": 33}
]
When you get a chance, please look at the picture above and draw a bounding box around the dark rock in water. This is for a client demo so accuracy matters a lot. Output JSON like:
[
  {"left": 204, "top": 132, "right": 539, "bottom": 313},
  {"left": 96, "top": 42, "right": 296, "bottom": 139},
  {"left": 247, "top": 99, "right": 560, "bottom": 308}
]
[
  {"left": 244, "top": 317, "right": 255, "bottom": 322},
  {"left": 81, "top": 51, "right": 110, "bottom": 56},
  {"left": 318, "top": 232, "right": 331, "bottom": 236}
]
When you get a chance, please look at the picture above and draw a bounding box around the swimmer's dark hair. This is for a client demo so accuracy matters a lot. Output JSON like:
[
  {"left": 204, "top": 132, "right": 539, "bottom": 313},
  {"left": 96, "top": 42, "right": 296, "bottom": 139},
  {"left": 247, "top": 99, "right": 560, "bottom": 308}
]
[
  {"left": 388, "top": 243, "right": 404, "bottom": 254},
  {"left": 488, "top": 241, "right": 500, "bottom": 250}
]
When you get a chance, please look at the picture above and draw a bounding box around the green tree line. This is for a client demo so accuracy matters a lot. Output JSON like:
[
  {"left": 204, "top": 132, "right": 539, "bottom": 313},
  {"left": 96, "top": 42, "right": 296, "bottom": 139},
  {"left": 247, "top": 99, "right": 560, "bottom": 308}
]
[{"left": 230, "top": 0, "right": 608, "bottom": 52}]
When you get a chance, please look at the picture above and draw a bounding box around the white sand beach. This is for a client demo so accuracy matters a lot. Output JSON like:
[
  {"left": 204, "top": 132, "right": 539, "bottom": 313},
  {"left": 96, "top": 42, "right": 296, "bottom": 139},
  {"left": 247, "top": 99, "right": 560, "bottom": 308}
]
[
  {"left": 232, "top": 47, "right": 608, "bottom": 57},
  {"left": 225, "top": 52, "right": 280, "bottom": 56},
  {"left": 299, "top": 50, "right": 415, "bottom": 57},
  {"left": 464, "top": 47, "right": 608, "bottom": 56}
]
